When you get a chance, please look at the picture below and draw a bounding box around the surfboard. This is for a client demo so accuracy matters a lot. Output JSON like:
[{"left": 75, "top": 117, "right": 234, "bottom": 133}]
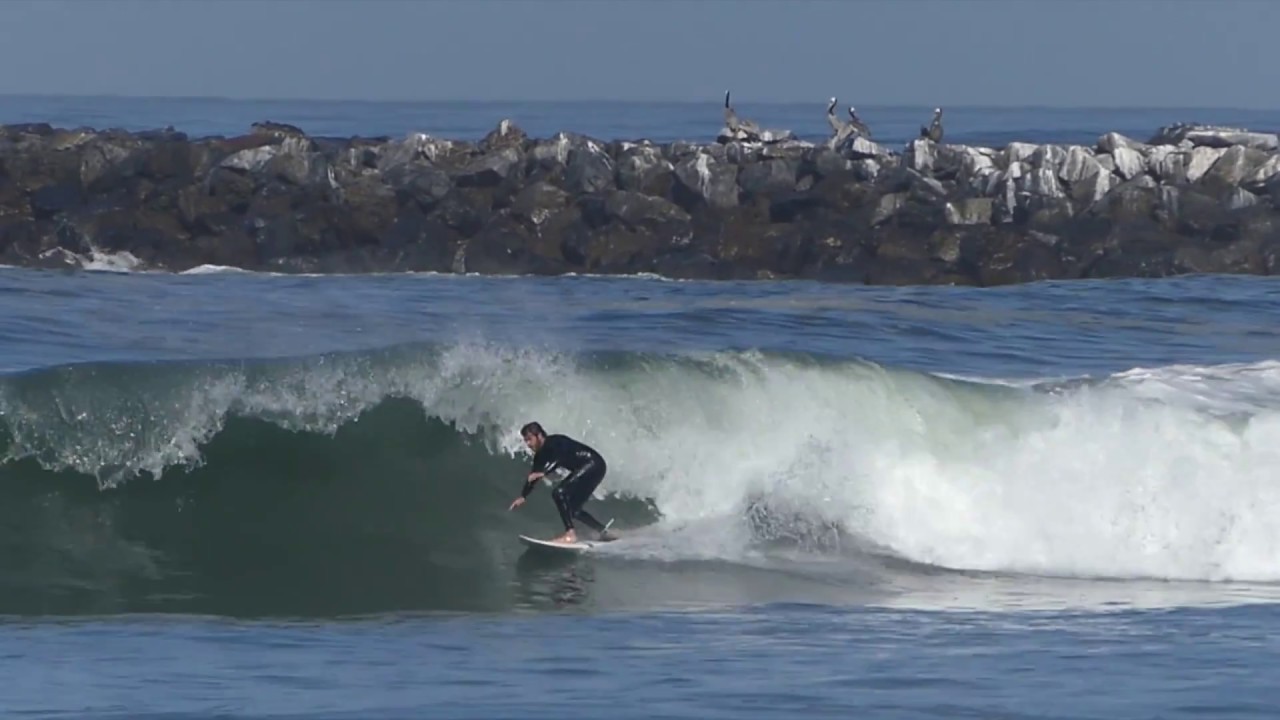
[
  {"left": 518, "top": 534, "right": 601, "bottom": 553},
  {"left": 518, "top": 520, "right": 618, "bottom": 553}
]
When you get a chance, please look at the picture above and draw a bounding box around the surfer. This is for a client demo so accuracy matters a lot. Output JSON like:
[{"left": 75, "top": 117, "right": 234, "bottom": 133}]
[{"left": 508, "top": 422, "right": 614, "bottom": 544}]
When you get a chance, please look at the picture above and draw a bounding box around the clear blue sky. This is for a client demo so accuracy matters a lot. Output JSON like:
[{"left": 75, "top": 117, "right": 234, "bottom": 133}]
[{"left": 0, "top": 0, "right": 1275, "bottom": 108}]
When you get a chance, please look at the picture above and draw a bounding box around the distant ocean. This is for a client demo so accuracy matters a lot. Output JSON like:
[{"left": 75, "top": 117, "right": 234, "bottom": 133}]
[{"left": 1, "top": 96, "right": 1279, "bottom": 720}]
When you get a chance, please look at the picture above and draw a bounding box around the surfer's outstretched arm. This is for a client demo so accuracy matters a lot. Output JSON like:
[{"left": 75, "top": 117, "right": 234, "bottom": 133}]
[
  {"left": 522, "top": 471, "right": 545, "bottom": 497},
  {"left": 508, "top": 471, "right": 546, "bottom": 510}
]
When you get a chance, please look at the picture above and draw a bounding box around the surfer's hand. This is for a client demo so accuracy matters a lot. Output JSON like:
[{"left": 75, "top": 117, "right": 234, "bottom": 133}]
[{"left": 508, "top": 497, "right": 525, "bottom": 511}]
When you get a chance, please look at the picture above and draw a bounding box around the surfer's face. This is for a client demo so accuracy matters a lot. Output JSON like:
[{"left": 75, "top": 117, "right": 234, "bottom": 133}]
[{"left": 523, "top": 433, "right": 543, "bottom": 452}]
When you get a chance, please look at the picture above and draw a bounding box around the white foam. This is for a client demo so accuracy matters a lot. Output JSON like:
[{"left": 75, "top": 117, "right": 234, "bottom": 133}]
[
  {"left": 1106, "top": 360, "right": 1280, "bottom": 415},
  {"left": 483, "top": 351, "right": 1280, "bottom": 583},
  {"left": 7, "top": 344, "right": 1280, "bottom": 583},
  {"left": 179, "top": 264, "right": 255, "bottom": 275},
  {"left": 851, "top": 382, "right": 1280, "bottom": 583},
  {"left": 31, "top": 246, "right": 146, "bottom": 273},
  {"left": 84, "top": 250, "right": 144, "bottom": 273}
]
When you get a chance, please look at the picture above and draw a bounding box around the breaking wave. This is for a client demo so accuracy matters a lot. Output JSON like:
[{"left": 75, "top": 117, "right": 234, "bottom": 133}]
[{"left": 2, "top": 343, "right": 1279, "bottom": 615}]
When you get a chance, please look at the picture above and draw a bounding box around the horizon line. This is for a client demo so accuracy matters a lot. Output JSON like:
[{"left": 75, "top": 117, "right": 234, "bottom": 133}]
[{"left": 1, "top": 92, "right": 1277, "bottom": 114}]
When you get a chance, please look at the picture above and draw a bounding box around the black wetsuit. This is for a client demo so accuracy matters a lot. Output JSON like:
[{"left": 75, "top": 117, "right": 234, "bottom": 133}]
[{"left": 522, "top": 434, "right": 608, "bottom": 533}]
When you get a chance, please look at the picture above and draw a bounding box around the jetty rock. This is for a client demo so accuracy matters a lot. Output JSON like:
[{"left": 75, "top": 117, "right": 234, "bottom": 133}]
[{"left": 0, "top": 119, "right": 1278, "bottom": 284}]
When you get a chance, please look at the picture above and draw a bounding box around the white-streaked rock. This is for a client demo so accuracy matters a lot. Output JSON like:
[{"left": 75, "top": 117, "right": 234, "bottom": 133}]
[
  {"left": 1031, "top": 145, "right": 1067, "bottom": 174},
  {"left": 845, "top": 136, "right": 888, "bottom": 159},
  {"left": 1019, "top": 166, "right": 1065, "bottom": 198},
  {"left": 945, "top": 197, "right": 994, "bottom": 225},
  {"left": 1059, "top": 146, "right": 1102, "bottom": 184},
  {"left": 1243, "top": 154, "right": 1280, "bottom": 187},
  {"left": 962, "top": 148, "right": 996, "bottom": 176},
  {"left": 674, "top": 152, "right": 739, "bottom": 208},
  {"left": 220, "top": 145, "right": 278, "bottom": 172},
  {"left": 1186, "top": 147, "right": 1228, "bottom": 183},
  {"left": 1145, "top": 146, "right": 1189, "bottom": 185},
  {"left": 1097, "top": 132, "right": 1147, "bottom": 154},
  {"left": 905, "top": 138, "right": 937, "bottom": 173},
  {"left": 1201, "top": 145, "right": 1273, "bottom": 186},
  {"left": 852, "top": 159, "right": 881, "bottom": 181},
  {"left": 986, "top": 161, "right": 1027, "bottom": 196},
  {"left": 1184, "top": 129, "right": 1278, "bottom": 151},
  {"left": 1005, "top": 142, "right": 1039, "bottom": 165},
  {"left": 1150, "top": 123, "right": 1280, "bottom": 151},
  {"left": 1111, "top": 146, "right": 1146, "bottom": 180},
  {"left": 1072, "top": 170, "right": 1116, "bottom": 205}
]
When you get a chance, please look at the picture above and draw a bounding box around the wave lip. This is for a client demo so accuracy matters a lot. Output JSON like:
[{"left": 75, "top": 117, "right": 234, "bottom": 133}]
[
  {"left": 1, "top": 344, "right": 1279, "bottom": 616},
  {"left": 1105, "top": 360, "right": 1280, "bottom": 414}
]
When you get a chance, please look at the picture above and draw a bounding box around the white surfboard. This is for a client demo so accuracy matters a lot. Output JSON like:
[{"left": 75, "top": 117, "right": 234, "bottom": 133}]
[
  {"left": 518, "top": 520, "right": 617, "bottom": 553},
  {"left": 518, "top": 534, "right": 601, "bottom": 553}
]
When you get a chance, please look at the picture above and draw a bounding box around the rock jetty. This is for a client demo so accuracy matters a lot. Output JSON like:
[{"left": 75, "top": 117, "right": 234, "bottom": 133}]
[{"left": 1, "top": 114, "right": 1277, "bottom": 285}]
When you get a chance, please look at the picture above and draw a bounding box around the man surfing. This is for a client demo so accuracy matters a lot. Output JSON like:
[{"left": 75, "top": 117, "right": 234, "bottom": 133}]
[{"left": 508, "top": 421, "right": 616, "bottom": 545}]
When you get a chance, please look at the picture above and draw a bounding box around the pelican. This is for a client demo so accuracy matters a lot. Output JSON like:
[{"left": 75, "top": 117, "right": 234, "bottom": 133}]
[
  {"left": 847, "top": 106, "right": 871, "bottom": 138},
  {"left": 826, "top": 97, "right": 844, "bottom": 134},
  {"left": 920, "top": 107, "right": 943, "bottom": 143},
  {"left": 724, "top": 90, "right": 761, "bottom": 136}
]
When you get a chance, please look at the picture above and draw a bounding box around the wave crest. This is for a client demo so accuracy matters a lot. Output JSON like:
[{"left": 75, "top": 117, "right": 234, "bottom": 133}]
[{"left": 1, "top": 342, "right": 1279, "bottom": 614}]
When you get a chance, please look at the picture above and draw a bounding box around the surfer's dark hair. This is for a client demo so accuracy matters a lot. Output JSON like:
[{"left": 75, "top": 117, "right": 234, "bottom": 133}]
[{"left": 520, "top": 422, "right": 546, "bottom": 438}]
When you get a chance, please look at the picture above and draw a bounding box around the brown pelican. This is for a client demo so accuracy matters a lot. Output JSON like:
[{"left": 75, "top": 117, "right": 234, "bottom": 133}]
[
  {"left": 847, "top": 107, "right": 871, "bottom": 138},
  {"left": 724, "top": 90, "right": 761, "bottom": 136},
  {"left": 826, "top": 97, "right": 871, "bottom": 149},
  {"left": 920, "top": 107, "right": 943, "bottom": 143},
  {"left": 826, "top": 97, "right": 844, "bottom": 134}
]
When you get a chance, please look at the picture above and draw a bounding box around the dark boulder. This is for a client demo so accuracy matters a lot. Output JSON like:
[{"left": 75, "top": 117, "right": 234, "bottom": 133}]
[{"left": 0, "top": 118, "right": 1273, "bottom": 283}]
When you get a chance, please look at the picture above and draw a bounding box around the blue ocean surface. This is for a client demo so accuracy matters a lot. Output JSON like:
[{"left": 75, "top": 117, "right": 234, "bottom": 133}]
[{"left": 1, "top": 96, "right": 1279, "bottom": 719}]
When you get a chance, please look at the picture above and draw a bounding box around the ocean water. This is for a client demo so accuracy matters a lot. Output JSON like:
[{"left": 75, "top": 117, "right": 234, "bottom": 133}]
[{"left": 2, "top": 96, "right": 1280, "bottom": 718}]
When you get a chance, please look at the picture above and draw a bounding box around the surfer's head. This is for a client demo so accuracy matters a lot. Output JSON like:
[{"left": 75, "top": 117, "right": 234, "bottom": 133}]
[{"left": 520, "top": 421, "right": 547, "bottom": 451}]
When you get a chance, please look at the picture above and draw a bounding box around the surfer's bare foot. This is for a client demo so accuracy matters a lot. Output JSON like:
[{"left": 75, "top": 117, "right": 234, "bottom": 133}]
[{"left": 551, "top": 531, "right": 576, "bottom": 544}]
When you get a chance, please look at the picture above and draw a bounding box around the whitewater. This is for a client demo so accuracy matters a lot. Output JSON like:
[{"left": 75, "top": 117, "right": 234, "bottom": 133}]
[
  {"left": 3, "top": 266, "right": 1279, "bottom": 619},
  {"left": 8, "top": 344, "right": 1280, "bottom": 581}
]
